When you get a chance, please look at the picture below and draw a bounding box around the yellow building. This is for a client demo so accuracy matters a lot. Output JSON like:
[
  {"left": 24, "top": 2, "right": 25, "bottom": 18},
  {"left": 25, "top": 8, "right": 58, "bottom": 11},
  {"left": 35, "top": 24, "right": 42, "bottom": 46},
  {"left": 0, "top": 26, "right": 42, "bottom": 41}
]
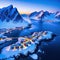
[{"left": 0, "top": 38, "right": 2, "bottom": 40}]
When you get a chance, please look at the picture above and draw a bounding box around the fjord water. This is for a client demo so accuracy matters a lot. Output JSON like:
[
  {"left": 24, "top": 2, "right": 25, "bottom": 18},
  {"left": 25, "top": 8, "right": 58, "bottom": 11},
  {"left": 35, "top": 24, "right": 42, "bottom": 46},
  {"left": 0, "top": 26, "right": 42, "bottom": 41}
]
[
  {"left": 41, "top": 22, "right": 60, "bottom": 60},
  {"left": 42, "top": 22, "right": 60, "bottom": 35}
]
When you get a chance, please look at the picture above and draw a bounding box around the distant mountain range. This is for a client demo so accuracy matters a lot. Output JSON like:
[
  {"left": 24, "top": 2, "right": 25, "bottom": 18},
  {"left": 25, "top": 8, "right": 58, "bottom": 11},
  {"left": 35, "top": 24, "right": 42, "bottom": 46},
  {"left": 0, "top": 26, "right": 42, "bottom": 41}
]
[
  {"left": 0, "top": 5, "right": 60, "bottom": 29},
  {"left": 0, "top": 5, "right": 23, "bottom": 22},
  {"left": 29, "top": 10, "right": 60, "bottom": 20},
  {"left": 0, "top": 5, "right": 60, "bottom": 22}
]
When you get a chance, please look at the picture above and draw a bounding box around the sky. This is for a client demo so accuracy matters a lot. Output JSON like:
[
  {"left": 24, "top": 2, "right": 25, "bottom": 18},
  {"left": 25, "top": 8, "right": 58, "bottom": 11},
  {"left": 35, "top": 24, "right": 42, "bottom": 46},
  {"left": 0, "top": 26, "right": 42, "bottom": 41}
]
[{"left": 0, "top": 0, "right": 60, "bottom": 14}]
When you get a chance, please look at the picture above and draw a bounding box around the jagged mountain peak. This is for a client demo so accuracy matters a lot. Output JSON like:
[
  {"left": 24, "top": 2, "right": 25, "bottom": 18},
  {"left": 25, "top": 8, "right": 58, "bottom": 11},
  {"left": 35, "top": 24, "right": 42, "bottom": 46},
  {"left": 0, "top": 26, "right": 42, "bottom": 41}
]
[
  {"left": 44, "top": 11, "right": 50, "bottom": 15},
  {"left": 0, "top": 5, "right": 23, "bottom": 22},
  {"left": 55, "top": 11, "right": 60, "bottom": 19},
  {"left": 29, "top": 10, "right": 44, "bottom": 20},
  {"left": 29, "top": 10, "right": 60, "bottom": 20},
  {"left": 7, "top": 5, "right": 13, "bottom": 8},
  {"left": 29, "top": 11, "right": 38, "bottom": 17}
]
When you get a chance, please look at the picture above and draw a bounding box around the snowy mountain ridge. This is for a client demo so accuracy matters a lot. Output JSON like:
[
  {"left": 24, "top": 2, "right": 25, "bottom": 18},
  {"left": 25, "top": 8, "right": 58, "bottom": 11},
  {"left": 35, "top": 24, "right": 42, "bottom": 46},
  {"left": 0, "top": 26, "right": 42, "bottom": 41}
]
[
  {"left": 29, "top": 10, "right": 60, "bottom": 20},
  {"left": 0, "top": 5, "right": 29, "bottom": 29},
  {"left": 0, "top": 5, "right": 23, "bottom": 22}
]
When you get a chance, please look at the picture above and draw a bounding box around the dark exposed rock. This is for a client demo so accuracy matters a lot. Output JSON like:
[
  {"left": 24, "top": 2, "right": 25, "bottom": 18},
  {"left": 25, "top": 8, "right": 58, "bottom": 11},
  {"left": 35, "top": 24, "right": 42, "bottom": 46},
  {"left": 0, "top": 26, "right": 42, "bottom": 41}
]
[{"left": 0, "top": 5, "right": 23, "bottom": 22}]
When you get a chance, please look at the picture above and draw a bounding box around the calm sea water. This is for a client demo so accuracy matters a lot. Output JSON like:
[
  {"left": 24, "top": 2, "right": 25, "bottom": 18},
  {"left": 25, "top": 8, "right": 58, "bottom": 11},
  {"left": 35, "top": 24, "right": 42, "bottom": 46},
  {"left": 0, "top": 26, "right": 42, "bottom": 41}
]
[{"left": 41, "top": 22, "right": 60, "bottom": 60}]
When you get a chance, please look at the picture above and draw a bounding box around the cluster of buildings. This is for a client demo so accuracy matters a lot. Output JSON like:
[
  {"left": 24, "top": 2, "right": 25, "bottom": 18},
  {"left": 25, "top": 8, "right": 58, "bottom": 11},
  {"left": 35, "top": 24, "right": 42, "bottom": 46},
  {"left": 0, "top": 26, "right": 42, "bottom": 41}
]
[
  {"left": 0, "top": 27, "right": 24, "bottom": 34},
  {"left": 0, "top": 30, "right": 52, "bottom": 52},
  {"left": 9, "top": 31, "right": 48, "bottom": 51}
]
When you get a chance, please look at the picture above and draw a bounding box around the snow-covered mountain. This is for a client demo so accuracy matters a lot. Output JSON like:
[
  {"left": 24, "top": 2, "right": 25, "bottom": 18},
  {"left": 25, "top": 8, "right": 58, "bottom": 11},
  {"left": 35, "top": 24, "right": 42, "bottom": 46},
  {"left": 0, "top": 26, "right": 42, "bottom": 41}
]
[
  {"left": 0, "top": 5, "right": 29, "bottom": 29},
  {"left": 0, "top": 5, "right": 60, "bottom": 29},
  {"left": 29, "top": 10, "right": 44, "bottom": 20},
  {"left": 55, "top": 11, "right": 60, "bottom": 19},
  {"left": 29, "top": 10, "right": 50, "bottom": 20},
  {"left": 21, "top": 14, "right": 32, "bottom": 23},
  {"left": 0, "top": 5, "right": 23, "bottom": 22},
  {"left": 29, "top": 10, "right": 60, "bottom": 21}
]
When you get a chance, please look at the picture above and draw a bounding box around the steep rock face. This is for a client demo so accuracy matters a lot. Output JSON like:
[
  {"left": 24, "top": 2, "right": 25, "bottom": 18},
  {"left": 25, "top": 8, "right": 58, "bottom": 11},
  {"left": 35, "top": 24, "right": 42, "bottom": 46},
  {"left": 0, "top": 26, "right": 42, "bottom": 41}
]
[
  {"left": 55, "top": 11, "right": 60, "bottom": 19},
  {"left": 29, "top": 10, "right": 50, "bottom": 20},
  {"left": 29, "top": 11, "right": 39, "bottom": 17},
  {"left": 0, "top": 5, "right": 23, "bottom": 22},
  {"left": 29, "top": 10, "right": 50, "bottom": 19},
  {"left": 29, "top": 10, "right": 60, "bottom": 21},
  {"left": 0, "top": 5, "right": 29, "bottom": 29}
]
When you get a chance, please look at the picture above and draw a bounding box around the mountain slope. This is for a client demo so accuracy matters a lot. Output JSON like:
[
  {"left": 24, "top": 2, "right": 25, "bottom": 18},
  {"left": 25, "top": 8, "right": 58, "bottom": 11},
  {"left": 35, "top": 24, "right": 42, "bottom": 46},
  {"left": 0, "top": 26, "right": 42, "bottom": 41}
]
[
  {"left": 0, "top": 5, "right": 23, "bottom": 22},
  {"left": 0, "top": 5, "right": 29, "bottom": 29},
  {"left": 29, "top": 10, "right": 60, "bottom": 22},
  {"left": 55, "top": 11, "right": 60, "bottom": 19}
]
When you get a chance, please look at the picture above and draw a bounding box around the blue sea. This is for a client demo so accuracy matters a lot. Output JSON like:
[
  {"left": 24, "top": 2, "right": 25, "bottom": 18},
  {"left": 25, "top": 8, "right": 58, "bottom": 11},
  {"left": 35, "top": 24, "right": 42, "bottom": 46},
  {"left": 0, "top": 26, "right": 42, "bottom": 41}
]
[{"left": 41, "top": 22, "right": 60, "bottom": 60}]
